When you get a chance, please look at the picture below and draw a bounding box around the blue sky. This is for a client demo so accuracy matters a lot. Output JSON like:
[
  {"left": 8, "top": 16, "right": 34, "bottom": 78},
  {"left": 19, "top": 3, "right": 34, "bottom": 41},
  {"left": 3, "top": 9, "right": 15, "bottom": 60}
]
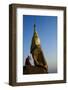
[{"left": 23, "top": 15, "right": 57, "bottom": 73}]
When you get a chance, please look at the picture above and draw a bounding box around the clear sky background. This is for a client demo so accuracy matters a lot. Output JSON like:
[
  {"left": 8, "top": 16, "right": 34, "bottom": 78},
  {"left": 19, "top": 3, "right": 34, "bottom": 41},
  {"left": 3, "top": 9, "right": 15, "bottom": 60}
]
[{"left": 23, "top": 15, "right": 57, "bottom": 73}]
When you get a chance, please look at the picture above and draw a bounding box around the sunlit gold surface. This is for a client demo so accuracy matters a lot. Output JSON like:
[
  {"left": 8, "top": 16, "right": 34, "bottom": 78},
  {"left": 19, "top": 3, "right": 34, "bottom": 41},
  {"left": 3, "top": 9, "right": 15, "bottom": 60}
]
[{"left": 30, "top": 24, "right": 48, "bottom": 72}]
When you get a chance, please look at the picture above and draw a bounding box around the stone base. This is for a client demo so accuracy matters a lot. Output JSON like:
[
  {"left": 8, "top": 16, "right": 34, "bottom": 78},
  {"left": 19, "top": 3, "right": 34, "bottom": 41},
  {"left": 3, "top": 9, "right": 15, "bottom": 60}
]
[{"left": 23, "top": 65, "right": 48, "bottom": 75}]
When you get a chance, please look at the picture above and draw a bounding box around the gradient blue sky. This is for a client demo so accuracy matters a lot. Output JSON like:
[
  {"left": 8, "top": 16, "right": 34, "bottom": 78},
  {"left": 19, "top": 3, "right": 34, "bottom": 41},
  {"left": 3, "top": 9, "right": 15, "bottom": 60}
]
[{"left": 23, "top": 15, "right": 57, "bottom": 73}]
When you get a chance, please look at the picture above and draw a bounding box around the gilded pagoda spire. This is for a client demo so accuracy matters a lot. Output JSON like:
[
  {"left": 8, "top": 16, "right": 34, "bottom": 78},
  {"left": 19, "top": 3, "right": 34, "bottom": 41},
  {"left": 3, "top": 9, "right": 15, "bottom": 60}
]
[
  {"left": 34, "top": 24, "right": 36, "bottom": 33},
  {"left": 30, "top": 20, "right": 48, "bottom": 73},
  {"left": 30, "top": 23, "right": 40, "bottom": 53}
]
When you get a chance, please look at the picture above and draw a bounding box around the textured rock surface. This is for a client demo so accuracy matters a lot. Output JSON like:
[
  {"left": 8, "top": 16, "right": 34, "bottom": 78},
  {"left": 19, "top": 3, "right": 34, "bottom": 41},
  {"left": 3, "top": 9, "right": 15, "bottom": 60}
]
[{"left": 23, "top": 66, "right": 48, "bottom": 74}]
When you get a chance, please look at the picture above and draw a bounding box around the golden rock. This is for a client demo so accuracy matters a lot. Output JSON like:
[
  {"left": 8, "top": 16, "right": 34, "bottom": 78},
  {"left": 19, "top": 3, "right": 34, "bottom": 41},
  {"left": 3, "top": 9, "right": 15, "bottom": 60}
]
[{"left": 30, "top": 24, "right": 48, "bottom": 72}]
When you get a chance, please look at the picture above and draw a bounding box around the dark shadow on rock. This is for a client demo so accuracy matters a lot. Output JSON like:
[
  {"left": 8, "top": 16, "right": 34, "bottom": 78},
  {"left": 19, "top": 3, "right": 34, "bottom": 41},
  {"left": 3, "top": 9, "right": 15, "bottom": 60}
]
[{"left": 23, "top": 66, "right": 48, "bottom": 75}]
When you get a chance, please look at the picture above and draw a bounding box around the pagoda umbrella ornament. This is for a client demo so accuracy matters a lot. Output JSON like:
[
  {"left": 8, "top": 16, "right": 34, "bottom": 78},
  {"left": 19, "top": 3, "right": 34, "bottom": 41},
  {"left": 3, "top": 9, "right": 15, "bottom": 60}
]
[{"left": 30, "top": 21, "right": 48, "bottom": 73}]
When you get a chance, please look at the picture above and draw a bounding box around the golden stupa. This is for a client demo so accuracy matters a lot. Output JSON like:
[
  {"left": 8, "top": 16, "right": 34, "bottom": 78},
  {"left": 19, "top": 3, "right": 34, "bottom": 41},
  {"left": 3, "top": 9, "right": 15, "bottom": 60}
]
[
  {"left": 23, "top": 23, "right": 48, "bottom": 74},
  {"left": 30, "top": 24, "right": 48, "bottom": 72}
]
